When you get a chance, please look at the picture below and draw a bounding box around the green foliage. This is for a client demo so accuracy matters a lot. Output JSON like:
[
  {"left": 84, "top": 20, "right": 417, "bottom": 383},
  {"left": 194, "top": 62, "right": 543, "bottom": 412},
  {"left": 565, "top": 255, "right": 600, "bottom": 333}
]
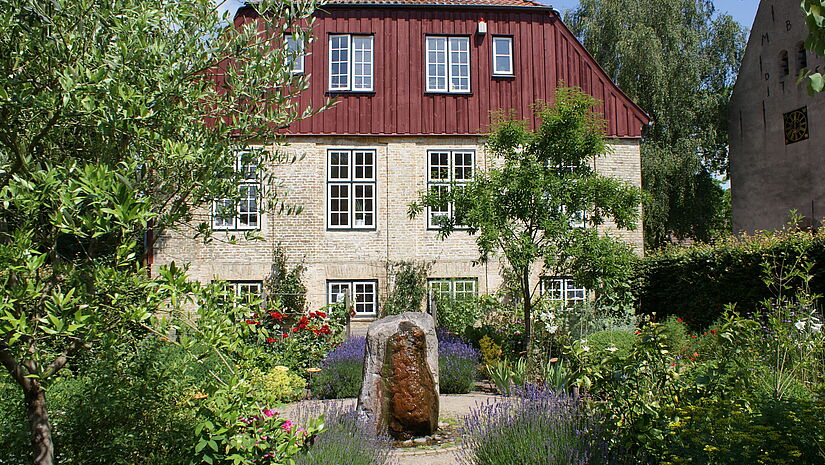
[
  {"left": 663, "top": 398, "right": 825, "bottom": 465},
  {"left": 567, "top": 0, "right": 746, "bottom": 248},
  {"left": 410, "top": 88, "right": 642, "bottom": 346},
  {"left": 264, "top": 247, "right": 308, "bottom": 315},
  {"left": 634, "top": 228, "right": 825, "bottom": 329},
  {"left": 0, "top": 0, "right": 327, "bottom": 461},
  {"left": 435, "top": 295, "right": 484, "bottom": 335},
  {"left": 486, "top": 358, "right": 528, "bottom": 396},
  {"left": 802, "top": 0, "right": 825, "bottom": 93},
  {"left": 249, "top": 367, "right": 307, "bottom": 405},
  {"left": 383, "top": 260, "right": 431, "bottom": 316},
  {"left": 585, "top": 329, "right": 637, "bottom": 357},
  {"left": 478, "top": 336, "right": 503, "bottom": 367}
]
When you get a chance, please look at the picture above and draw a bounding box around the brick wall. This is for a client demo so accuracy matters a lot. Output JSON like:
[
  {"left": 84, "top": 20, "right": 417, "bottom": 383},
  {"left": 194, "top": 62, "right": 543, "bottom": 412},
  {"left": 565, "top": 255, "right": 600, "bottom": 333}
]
[{"left": 152, "top": 135, "right": 643, "bottom": 313}]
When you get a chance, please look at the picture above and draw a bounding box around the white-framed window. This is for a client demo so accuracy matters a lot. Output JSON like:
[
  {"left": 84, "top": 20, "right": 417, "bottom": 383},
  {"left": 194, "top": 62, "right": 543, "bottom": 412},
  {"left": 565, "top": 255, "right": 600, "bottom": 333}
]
[
  {"left": 428, "top": 278, "right": 477, "bottom": 302},
  {"left": 492, "top": 37, "right": 513, "bottom": 75},
  {"left": 426, "top": 36, "right": 470, "bottom": 93},
  {"left": 328, "top": 280, "right": 377, "bottom": 316},
  {"left": 213, "top": 150, "right": 260, "bottom": 230},
  {"left": 216, "top": 280, "right": 263, "bottom": 307},
  {"left": 540, "top": 277, "right": 586, "bottom": 307},
  {"left": 427, "top": 150, "right": 474, "bottom": 229},
  {"left": 328, "top": 149, "right": 376, "bottom": 229},
  {"left": 286, "top": 34, "right": 305, "bottom": 74},
  {"left": 329, "top": 34, "right": 373, "bottom": 91}
]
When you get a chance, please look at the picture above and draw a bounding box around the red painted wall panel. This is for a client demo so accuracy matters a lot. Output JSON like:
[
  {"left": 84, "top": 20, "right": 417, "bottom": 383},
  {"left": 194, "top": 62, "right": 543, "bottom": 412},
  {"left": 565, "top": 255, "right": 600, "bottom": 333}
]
[{"left": 236, "top": 6, "right": 648, "bottom": 138}]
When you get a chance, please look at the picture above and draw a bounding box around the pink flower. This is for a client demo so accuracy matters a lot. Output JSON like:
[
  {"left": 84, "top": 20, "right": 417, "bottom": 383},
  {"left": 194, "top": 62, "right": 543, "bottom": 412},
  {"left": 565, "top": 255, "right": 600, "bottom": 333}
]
[
  {"left": 262, "top": 409, "right": 276, "bottom": 418},
  {"left": 281, "top": 420, "right": 294, "bottom": 432}
]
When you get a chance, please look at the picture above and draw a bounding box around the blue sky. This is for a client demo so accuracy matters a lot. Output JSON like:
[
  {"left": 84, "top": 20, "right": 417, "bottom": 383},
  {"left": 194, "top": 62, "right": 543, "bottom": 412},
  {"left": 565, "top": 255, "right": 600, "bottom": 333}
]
[{"left": 216, "top": 0, "right": 760, "bottom": 30}]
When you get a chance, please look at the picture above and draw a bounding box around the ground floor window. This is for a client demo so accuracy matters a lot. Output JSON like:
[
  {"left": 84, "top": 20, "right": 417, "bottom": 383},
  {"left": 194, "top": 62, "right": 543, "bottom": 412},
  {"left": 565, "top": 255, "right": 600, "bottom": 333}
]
[
  {"left": 328, "top": 280, "right": 377, "bottom": 316},
  {"left": 428, "top": 278, "right": 478, "bottom": 303},
  {"left": 215, "top": 280, "right": 263, "bottom": 307},
  {"left": 540, "top": 276, "right": 586, "bottom": 306}
]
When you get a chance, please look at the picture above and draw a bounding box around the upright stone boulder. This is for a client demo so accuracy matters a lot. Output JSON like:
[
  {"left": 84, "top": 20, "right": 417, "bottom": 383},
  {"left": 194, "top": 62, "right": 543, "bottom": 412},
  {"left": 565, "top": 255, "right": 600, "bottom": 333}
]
[{"left": 356, "top": 312, "right": 439, "bottom": 440}]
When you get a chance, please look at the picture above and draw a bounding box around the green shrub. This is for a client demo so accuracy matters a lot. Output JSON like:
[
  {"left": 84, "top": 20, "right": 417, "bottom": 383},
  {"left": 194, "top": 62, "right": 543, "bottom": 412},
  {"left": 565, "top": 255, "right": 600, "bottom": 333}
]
[
  {"left": 478, "top": 335, "right": 502, "bottom": 366},
  {"left": 634, "top": 228, "right": 825, "bottom": 329},
  {"left": 249, "top": 367, "right": 307, "bottom": 404},
  {"left": 383, "top": 260, "right": 430, "bottom": 316},
  {"left": 51, "top": 340, "right": 200, "bottom": 465},
  {"left": 663, "top": 397, "right": 825, "bottom": 465},
  {"left": 585, "top": 329, "right": 637, "bottom": 356}
]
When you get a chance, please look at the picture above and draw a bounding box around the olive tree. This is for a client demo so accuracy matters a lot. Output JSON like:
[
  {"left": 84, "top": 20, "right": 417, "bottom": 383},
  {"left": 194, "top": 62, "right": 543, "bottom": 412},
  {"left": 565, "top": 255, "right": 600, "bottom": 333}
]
[
  {"left": 409, "top": 88, "right": 642, "bottom": 347},
  {"left": 0, "top": 1, "right": 328, "bottom": 463}
]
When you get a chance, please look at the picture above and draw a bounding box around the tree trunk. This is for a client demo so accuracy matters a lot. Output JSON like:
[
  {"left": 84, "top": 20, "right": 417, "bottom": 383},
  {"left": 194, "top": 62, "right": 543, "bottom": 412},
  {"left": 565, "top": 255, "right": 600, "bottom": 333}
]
[
  {"left": 521, "top": 267, "right": 532, "bottom": 352},
  {"left": 25, "top": 383, "right": 54, "bottom": 465}
]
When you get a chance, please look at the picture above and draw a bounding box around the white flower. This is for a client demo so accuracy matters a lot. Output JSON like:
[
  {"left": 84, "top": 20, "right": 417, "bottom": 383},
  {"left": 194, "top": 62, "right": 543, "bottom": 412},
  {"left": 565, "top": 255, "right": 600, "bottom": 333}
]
[
  {"left": 812, "top": 323, "right": 823, "bottom": 334},
  {"left": 547, "top": 325, "right": 559, "bottom": 334},
  {"left": 795, "top": 320, "right": 807, "bottom": 331},
  {"left": 581, "top": 344, "right": 590, "bottom": 352},
  {"left": 605, "top": 346, "right": 618, "bottom": 353}
]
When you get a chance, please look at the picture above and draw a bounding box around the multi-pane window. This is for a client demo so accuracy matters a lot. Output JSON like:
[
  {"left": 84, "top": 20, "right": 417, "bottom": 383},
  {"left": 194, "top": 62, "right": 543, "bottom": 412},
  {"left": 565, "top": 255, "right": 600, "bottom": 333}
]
[
  {"left": 555, "top": 165, "right": 587, "bottom": 229},
  {"left": 427, "top": 150, "right": 474, "bottom": 228},
  {"left": 541, "top": 277, "right": 586, "bottom": 307},
  {"left": 213, "top": 151, "right": 260, "bottom": 230},
  {"left": 218, "top": 280, "right": 263, "bottom": 307},
  {"left": 286, "top": 34, "right": 305, "bottom": 73},
  {"left": 328, "top": 149, "right": 376, "bottom": 229},
  {"left": 428, "top": 278, "right": 477, "bottom": 302},
  {"left": 426, "top": 36, "right": 470, "bottom": 93},
  {"left": 328, "top": 280, "right": 377, "bottom": 316},
  {"left": 492, "top": 37, "right": 513, "bottom": 75},
  {"left": 329, "top": 34, "right": 374, "bottom": 91}
]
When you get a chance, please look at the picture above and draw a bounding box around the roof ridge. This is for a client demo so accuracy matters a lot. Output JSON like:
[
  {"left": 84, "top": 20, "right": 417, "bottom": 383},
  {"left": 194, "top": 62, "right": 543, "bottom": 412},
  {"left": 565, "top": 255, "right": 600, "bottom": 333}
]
[{"left": 319, "top": 0, "right": 550, "bottom": 8}]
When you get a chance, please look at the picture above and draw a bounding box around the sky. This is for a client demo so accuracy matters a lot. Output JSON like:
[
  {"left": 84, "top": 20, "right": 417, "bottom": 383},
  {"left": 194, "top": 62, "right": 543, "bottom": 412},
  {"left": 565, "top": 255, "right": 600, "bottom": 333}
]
[{"left": 216, "top": 0, "right": 761, "bottom": 30}]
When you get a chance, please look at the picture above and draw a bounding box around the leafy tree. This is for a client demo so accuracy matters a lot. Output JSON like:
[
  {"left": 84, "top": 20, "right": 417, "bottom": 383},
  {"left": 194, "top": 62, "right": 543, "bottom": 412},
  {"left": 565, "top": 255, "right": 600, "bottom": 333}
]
[
  {"left": 409, "top": 88, "right": 642, "bottom": 346},
  {"left": 566, "top": 0, "right": 745, "bottom": 249},
  {"left": 0, "top": 0, "right": 327, "bottom": 463},
  {"left": 803, "top": 0, "right": 825, "bottom": 93}
]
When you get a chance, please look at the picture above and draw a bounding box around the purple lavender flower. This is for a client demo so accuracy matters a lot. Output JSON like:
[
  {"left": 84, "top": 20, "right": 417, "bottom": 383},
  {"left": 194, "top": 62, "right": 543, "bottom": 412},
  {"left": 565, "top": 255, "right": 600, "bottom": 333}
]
[
  {"left": 438, "top": 331, "right": 480, "bottom": 394},
  {"left": 311, "top": 337, "right": 366, "bottom": 399}
]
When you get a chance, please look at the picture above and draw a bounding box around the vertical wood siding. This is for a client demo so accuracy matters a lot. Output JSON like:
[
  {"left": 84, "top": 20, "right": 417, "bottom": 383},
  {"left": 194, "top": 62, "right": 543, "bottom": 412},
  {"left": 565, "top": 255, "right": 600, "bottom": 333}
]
[{"left": 236, "top": 6, "right": 648, "bottom": 137}]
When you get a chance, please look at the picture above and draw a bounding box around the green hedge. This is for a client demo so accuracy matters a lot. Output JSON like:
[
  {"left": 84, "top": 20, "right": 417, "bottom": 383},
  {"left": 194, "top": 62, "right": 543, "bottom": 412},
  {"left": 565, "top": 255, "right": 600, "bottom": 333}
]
[{"left": 633, "top": 230, "right": 825, "bottom": 329}]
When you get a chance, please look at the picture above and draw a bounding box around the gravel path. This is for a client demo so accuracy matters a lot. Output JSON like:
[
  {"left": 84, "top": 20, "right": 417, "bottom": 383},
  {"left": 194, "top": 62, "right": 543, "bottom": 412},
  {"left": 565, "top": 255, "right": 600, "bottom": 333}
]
[{"left": 282, "top": 393, "right": 500, "bottom": 465}]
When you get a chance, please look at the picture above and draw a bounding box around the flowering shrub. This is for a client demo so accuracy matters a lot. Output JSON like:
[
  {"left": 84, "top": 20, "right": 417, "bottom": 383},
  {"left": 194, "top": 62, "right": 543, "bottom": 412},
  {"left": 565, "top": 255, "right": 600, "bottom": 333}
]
[
  {"left": 438, "top": 330, "right": 480, "bottom": 394},
  {"left": 458, "top": 386, "right": 647, "bottom": 465},
  {"left": 254, "top": 303, "right": 348, "bottom": 372},
  {"left": 248, "top": 366, "right": 306, "bottom": 404},
  {"left": 310, "top": 337, "right": 366, "bottom": 399},
  {"left": 292, "top": 401, "right": 395, "bottom": 465},
  {"left": 194, "top": 388, "right": 323, "bottom": 465}
]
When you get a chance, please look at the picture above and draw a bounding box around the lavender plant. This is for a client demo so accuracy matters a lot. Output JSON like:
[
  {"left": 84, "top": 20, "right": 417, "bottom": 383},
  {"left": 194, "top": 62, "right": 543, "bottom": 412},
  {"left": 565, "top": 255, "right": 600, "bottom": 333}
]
[
  {"left": 458, "top": 386, "right": 644, "bottom": 465},
  {"left": 439, "top": 330, "right": 481, "bottom": 394},
  {"left": 310, "top": 337, "right": 366, "bottom": 399},
  {"left": 292, "top": 401, "right": 396, "bottom": 465}
]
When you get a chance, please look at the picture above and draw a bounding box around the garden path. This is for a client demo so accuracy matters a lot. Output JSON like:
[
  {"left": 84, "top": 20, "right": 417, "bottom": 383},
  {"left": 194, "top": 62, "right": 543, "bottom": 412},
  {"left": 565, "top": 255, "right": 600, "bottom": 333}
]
[{"left": 283, "top": 393, "right": 499, "bottom": 465}]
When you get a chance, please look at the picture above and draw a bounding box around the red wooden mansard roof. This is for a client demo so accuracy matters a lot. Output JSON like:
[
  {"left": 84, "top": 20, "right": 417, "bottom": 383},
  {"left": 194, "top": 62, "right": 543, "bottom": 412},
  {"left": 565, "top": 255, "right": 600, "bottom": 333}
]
[{"left": 235, "top": 3, "right": 648, "bottom": 138}]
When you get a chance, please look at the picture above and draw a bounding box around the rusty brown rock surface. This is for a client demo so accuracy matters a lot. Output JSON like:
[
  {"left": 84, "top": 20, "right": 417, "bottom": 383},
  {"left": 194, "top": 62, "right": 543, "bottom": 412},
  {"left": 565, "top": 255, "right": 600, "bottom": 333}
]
[{"left": 356, "top": 312, "right": 439, "bottom": 440}]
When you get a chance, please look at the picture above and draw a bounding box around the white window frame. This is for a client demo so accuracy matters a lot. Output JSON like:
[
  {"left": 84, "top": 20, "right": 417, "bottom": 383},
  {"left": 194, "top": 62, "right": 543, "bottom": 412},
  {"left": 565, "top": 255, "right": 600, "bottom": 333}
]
[
  {"left": 426, "top": 36, "right": 471, "bottom": 93},
  {"left": 328, "top": 34, "right": 374, "bottom": 92},
  {"left": 556, "top": 164, "right": 587, "bottom": 229},
  {"left": 286, "top": 34, "right": 305, "bottom": 74},
  {"left": 212, "top": 150, "right": 260, "bottom": 231},
  {"left": 428, "top": 278, "right": 477, "bottom": 302},
  {"left": 327, "top": 149, "right": 377, "bottom": 229},
  {"left": 540, "top": 277, "right": 587, "bottom": 307},
  {"left": 492, "top": 36, "right": 513, "bottom": 76},
  {"left": 328, "top": 280, "right": 378, "bottom": 316},
  {"left": 216, "top": 280, "right": 263, "bottom": 307},
  {"left": 427, "top": 150, "right": 474, "bottom": 229}
]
